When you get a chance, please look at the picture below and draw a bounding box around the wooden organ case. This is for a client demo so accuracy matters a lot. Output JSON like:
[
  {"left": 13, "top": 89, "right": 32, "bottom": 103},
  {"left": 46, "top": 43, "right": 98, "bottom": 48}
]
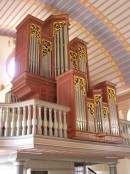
[
  {"left": 12, "top": 14, "right": 122, "bottom": 144},
  {"left": 12, "top": 14, "right": 69, "bottom": 102}
]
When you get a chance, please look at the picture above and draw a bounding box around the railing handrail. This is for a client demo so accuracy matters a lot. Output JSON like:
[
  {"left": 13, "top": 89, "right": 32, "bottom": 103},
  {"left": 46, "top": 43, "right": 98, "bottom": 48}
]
[
  {"left": 0, "top": 99, "right": 70, "bottom": 112},
  {"left": 120, "top": 119, "right": 130, "bottom": 124},
  {"left": 88, "top": 167, "right": 97, "bottom": 174}
]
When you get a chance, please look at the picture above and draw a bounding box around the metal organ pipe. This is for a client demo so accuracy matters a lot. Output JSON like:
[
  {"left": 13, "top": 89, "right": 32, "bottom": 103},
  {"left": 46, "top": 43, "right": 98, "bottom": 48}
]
[
  {"left": 95, "top": 95, "right": 103, "bottom": 133},
  {"left": 78, "top": 85, "right": 82, "bottom": 130},
  {"left": 29, "top": 24, "right": 41, "bottom": 75},
  {"left": 53, "top": 22, "right": 68, "bottom": 79},
  {"left": 60, "top": 26, "right": 64, "bottom": 73},
  {"left": 75, "top": 86, "right": 80, "bottom": 130},
  {"left": 63, "top": 24, "right": 68, "bottom": 71},
  {"left": 88, "top": 103, "right": 95, "bottom": 132},
  {"left": 42, "top": 39, "right": 52, "bottom": 78},
  {"left": 54, "top": 36, "right": 57, "bottom": 79},
  {"left": 107, "top": 87, "right": 119, "bottom": 136},
  {"left": 110, "top": 96, "right": 118, "bottom": 135},
  {"left": 57, "top": 31, "right": 60, "bottom": 76},
  {"left": 74, "top": 76, "right": 86, "bottom": 131},
  {"left": 32, "top": 34, "right": 36, "bottom": 74},
  {"left": 29, "top": 36, "right": 32, "bottom": 73},
  {"left": 102, "top": 106, "right": 109, "bottom": 133}
]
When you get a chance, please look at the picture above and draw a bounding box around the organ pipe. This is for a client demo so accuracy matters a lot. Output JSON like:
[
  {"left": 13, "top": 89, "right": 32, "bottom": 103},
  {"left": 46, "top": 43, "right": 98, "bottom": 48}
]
[
  {"left": 53, "top": 22, "right": 68, "bottom": 79},
  {"left": 94, "top": 95, "right": 103, "bottom": 133},
  {"left": 107, "top": 87, "right": 119, "bottom": 136},
  {"left": 42, "top": 39, "right": 52, "bottom": 78},
  {"left": 78, "top": 45, "right": 89, "bottom": 90},
  {"left": 29, "top": 23, "right": 41, "bottom": 75},
  {"left": 102, "top": 106, "right": 109, "bottom": 133},
  {"left": 74, "top": 76, "right": 86, "bottom": 131},
  {"left": 87, "top": 103, "right": 95, "bottom": 132}
]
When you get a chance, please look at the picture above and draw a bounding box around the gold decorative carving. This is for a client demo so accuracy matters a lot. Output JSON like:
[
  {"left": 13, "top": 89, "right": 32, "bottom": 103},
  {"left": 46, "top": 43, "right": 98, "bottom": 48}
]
[
  {"left": 70, "top": 51, "right": 78, "bottom": 69},
  {"left": 42, "top": 39, "right": 52, "bottom": 56},
  {"left": 74, "top": 76, "right": 86, "bottom": 96},
  {"left": 107, "top": 87, "right": 116, "bottom": 102},
  {"left": 88, "top": 103, "right": 94, "bottom": 117},
  {"left": 30, "top": 23, "right": 41, "bottom": 43},
  {"left": 103, "top": 106, "right": 109, "bottom": 118},
  {"left": 53, "top": 21, "right": 66, "bottom": 36},
  {"left": 94, "top": 95, "right": 102, "bottom": 105},
  {"left": 78, "top": 45, "right": 87, "bottom": 62}
]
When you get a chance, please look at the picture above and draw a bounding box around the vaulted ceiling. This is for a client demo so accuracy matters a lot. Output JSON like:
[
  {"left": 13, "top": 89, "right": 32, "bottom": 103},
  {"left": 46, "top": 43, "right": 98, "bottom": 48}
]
[{"left": 0, "top": 0, "right": 130, "bottom": 97}]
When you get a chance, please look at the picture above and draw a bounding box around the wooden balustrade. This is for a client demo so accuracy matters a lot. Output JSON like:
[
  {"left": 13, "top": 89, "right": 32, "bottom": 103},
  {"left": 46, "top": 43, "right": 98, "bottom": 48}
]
[
  {"left": 0, "top": 99, "right": 70, "bottom": 138},
  {"left": 120, "top": 119, "right": 130, "bottom": 145}
]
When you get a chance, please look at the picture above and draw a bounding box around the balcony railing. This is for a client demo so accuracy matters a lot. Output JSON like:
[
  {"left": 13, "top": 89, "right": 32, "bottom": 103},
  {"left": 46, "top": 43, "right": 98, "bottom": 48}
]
[
  {"left": 120, "top": 119, "right": 130, "bottom": 145},
  {"left": 0, "top": 99, "right": 70, "bottom": 138},
  {"left": 0, "top": 98, "right": 130, "bottom": 146}
]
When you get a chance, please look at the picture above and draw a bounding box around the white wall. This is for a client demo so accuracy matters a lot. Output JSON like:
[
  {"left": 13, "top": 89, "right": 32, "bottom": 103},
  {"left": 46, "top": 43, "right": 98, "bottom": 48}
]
[
  {"left": 117, "top": 158, "right": 130, "bottom": 174},
  {"left": 25, "top": 160, "right": 74, "bottom": 174},
  {"left": 0, "top": 162, "right": 14, "bottom": 174},
  {"left": 0, "top": 36, "right": 15, "bottom": 86}
]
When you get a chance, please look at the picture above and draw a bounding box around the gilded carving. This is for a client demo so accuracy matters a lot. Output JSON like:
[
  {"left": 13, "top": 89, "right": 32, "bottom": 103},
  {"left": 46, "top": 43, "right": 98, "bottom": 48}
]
[
  {"left": 107, "top": 87, "right": 116, "bottom": 102},
  {"left": 42, "top": 39, "right": 52, "bottom": 56},
  {"left": 30, "top": 23, "right": 41, "bottom": 43},
  {"left": 70, "top": 51, "right": 78, "bottom": 69},
  {"left": 53, "top": 21, "right": 66, "bottom": 36},
  {"left": 94, "top": 95, "right": 102, "bottom": 105},
  {"left": 78, "top": 45, "right": 87, "bottom": 61},
  {"left": 88, "top": 103, "right": 94, "bottom": 117},
  {"left": 74, "top": 76, "right": 86, "bottom": 96},
  {"left": 103, "top": 106, "right": 109, "bottom": 118}
]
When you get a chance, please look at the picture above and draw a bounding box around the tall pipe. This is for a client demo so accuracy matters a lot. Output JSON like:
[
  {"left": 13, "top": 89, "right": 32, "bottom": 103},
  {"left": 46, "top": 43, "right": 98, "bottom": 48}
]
[
  {"left": 60, "top": 27, "right": 64, "bottom": 73},
  {"left": 63, "top": 24, "right": 68, "bottom": 71},
  {"left": 54, "top": 36, "right": 57, "bottom": 79}
]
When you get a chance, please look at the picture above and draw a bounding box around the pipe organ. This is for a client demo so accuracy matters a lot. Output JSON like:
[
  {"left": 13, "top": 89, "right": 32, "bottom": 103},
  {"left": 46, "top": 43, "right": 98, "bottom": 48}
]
[{"left": 12, "top": 14, "right": 122, "bottom": 144}]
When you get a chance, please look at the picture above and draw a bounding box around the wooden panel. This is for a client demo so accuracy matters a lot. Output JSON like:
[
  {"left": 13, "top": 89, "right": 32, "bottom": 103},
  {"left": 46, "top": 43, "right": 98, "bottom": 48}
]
[{"left": 12, "top": 72, "right": 56, "bottom": 102}]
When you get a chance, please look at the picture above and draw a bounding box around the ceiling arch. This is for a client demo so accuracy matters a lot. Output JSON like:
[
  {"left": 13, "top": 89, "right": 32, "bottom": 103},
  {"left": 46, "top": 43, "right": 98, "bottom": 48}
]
[{"left": 0, "top": 0, "right": 129, "bottom": 95}]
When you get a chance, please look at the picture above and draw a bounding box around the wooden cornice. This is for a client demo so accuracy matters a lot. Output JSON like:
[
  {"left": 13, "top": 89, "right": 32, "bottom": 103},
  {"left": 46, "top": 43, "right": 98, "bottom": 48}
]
[{"left": 0, "top": 135, "right": 130, "bottom": 162}]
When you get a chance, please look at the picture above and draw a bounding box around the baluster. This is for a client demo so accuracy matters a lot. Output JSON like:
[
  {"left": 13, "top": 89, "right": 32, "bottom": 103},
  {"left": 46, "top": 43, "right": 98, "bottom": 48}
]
[
  {"left": 126, "top": 123, "right": 128, "bottom": 144},
  {"left": 32, "top": 104, "right": 37, "bottom": 134},
  {"left": 37, "top": 105, "right": 42, "bottom": 135},
  {"left": 0, "top": 107, "right": 3, "bottom": 136},
  {"left": 54, "top": 109, "right": 58, "bottom": 137},
  {"left": 0, "top": 107, "right": 4, "bottom": 136},
  {"left": 43, "top": 107, "right": 47, "bottom": 136},
  {"left": 128, "top": 124, "right": 130, "bottom": 145},
  {"left": 11, "top": 108, "right": 16, "bottom": 136},
  {"left": 22, "top": 106, "right": 27, "bottom": 135},
  {"left": 48, "top": 108, "right": 53, "bottom": 136},
  {"left": 58, "top": 110, "right": 63, "bottom": 138},
  {"left": 4, "top": 107, "right": 9, "bottom": 136},
  {"left": 123, "top": 123, "right": 126, "bottom": 144},
  {"left": 124, "top": 123, "right": 127, "bottom": 144},
  {"left": 63, "top": 111, "right": 67, "bottom": 138},
  {"left": 27, "top": 105, "right": 32, "bottom": 134},
  {"left": 16, "top": 107, "right": 22, "bottom": 136}
]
